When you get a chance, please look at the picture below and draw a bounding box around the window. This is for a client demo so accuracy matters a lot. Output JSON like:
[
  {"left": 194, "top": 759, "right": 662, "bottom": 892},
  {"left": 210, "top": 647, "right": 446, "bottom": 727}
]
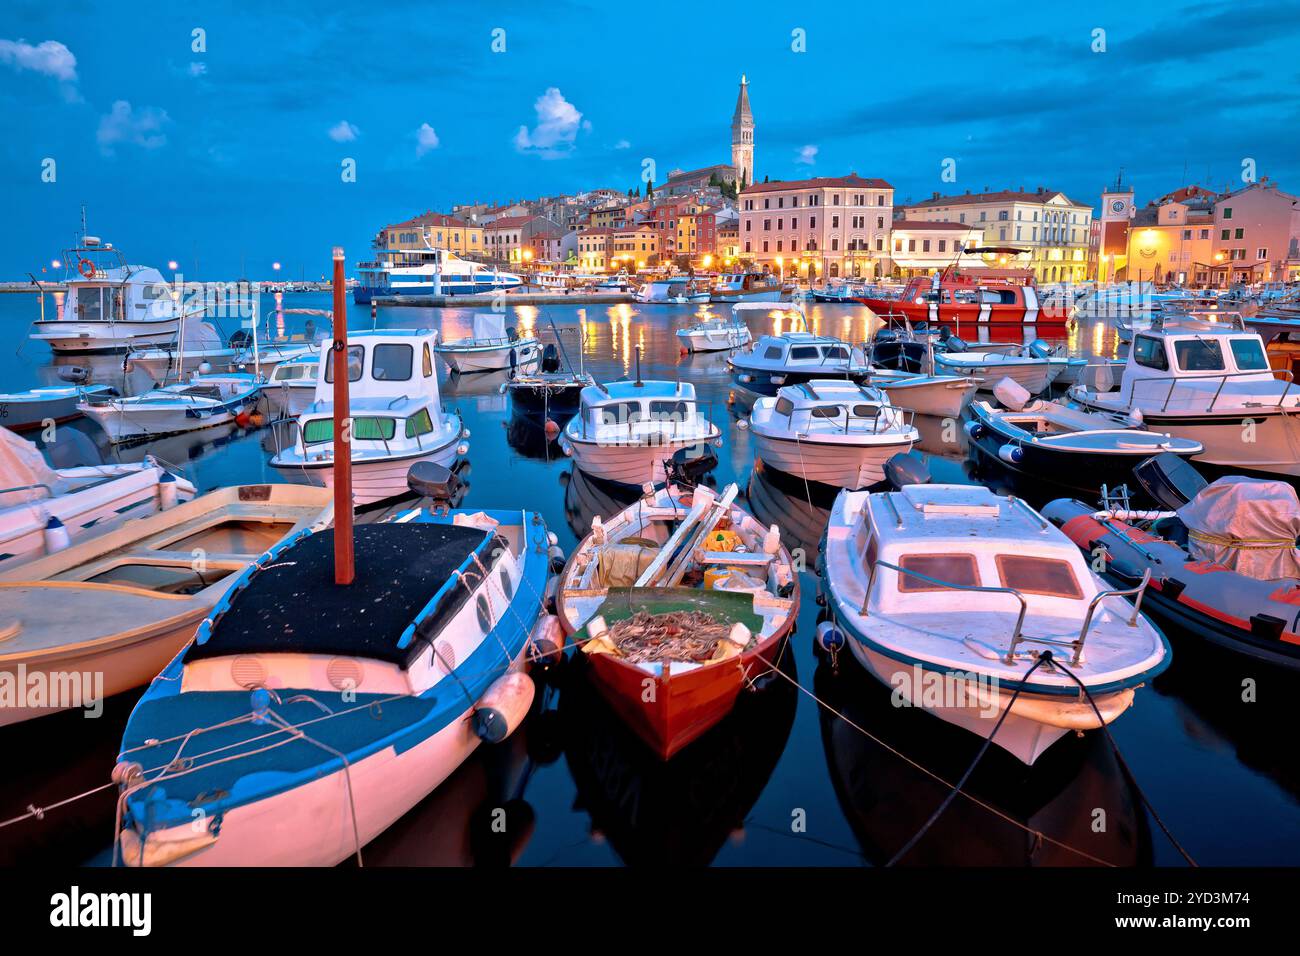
[
  {"left": 763, "top": 346, "right": 784, "bottom": 360},
  {"left": 476, "top": 594, "right": 492, "bottom": 633},
  {"left": 897, "top": 553, "right": 980, "bottom": 592},
  {"left": 422, "top": 343, "right": 433, "bottom": 377},
  {"left": 995, "top": 555, "right": 1082, "bottom": 599},
  {"left": 648, "top": 400, "right": 689, "bottom": 421},
  {"left": 810, "top": 405, "right": 842, "bottom": 419},
  {"left": 789, "top": 346, "right": 821, "bottom": 360},
  {"left": 499, "top": 568, "right": 513, "bottom": 601},
  {"left": 821, "top": 346, "right": 848, "bottom": 360},
  {"left": 1257, "top": 247, "right": 1268, "bottom": 260},
  {"left": 1174, "top": 339, "right": 1226, "bottom": 371},
  {"left": 1223, "top": 207, "right": 1232, "bottom": 219},
  {"left": 1221, "top": 229, "right": 1230, "bottom": 240},
  {"left": 1132, "top": 335, "right": 1168, "bottom": 371},
  {"left": 323, "top": 345, "right": 364, "bottom": 382},
  {"left": 1182, "top": 229, "right": 1192, "bottom": 240},
  {"left": 1229, "top": 338, "right": 1268, "bottom": 371},
  {"left": 1234, "top": 228, "right": 1244, "bottom": 240},
  {"left": 405, "top": 407, "right": 434, "bottom": 437},
  {"left": 774, "top": 396, "right": 795, "bottom": 416},
  {"left": 372, "top": 343, "right": 413, "bottom": 381},
  {"left": 599, "top": 401, "right": 641, "bottom": 427}
]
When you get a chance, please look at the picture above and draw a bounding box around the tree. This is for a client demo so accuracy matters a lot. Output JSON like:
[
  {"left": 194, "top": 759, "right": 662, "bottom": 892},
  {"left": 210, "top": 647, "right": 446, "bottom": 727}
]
[{"left": 646, "top": 179, "right": 655, "bottom": 199}]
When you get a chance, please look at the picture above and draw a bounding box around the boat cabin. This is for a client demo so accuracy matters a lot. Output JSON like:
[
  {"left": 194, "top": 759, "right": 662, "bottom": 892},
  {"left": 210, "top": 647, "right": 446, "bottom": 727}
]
[
  {"left": 746, "top": 332, "right": 857, "bottom": 370},
  {"left": 572, "top": 380, "right": 707, "bottom": 441},
  {"left": 1119, "top": 314, "right": 1281, "bottom": 404},
  {"left": 857, "top": 484, "right": 1097, "bottom": 620},
  {"left": 771, "top": 380, "right": 904, "bottom": 433}
]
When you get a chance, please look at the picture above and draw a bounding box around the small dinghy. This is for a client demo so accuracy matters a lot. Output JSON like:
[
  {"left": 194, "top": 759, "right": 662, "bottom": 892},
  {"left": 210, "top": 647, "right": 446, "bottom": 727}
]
[
  {"left": 506, "top": 322, "right": 594, "bottom": 420},
  {"left": 748, "top": 380, "right": 919, "bottom": 489},
  {"left": 676, "top": 306, "right": 754, "bottom": 353},
  {"left": 933, "top": 338, "right": 1060, "bottom": 395},
  {"left": 0, "top": 384, "right": 115, "bottom": 432},
  {"left": 0, "top": 483, "right": 331, "bottom": 726},
  {"left": 435, "top": 313, "right": 541, "bottom": 374},
  {"left": 966, "top": 382, "right": 1203, "bottom": 500},
  {"left": 260, "top": 355, "right": 318, "bottom": 419},
  {"left": 1046, "top": 454, "right": 1300, "bottom": 670},
  {"left": 78, "top": 372, "right": 262, "bottom": 443},
  {"left": 863, "top": 369, "right": 978, "bottom": 420},
  {"left": 0, "top": 426, "right": 197, "bottom": 568},
  {"left": 557, "top": 481, "right": 798, "bottom": 759},
  {"left": 270, "top": 330, "right": 468, "bottom": 506},
  {"left": 820, "top": 478, "right": 1169, "bottom": 765},
  {"left": 558, "top": 355, "right": 721, "bottom": 486}
]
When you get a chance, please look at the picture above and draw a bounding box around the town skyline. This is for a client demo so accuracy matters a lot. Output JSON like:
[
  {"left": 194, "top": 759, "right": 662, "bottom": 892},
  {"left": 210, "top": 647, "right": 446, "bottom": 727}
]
[{"left": 3, "top": 1, "right": 1299, "bottom": 278}]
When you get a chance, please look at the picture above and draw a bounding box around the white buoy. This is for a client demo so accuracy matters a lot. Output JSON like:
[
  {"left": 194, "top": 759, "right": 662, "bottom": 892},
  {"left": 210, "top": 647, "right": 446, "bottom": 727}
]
[
  {"left": 472, "top": 671, "right": 535, "bottom": 743},
  {"left": 763, "top": 523, "right": 781, "bottom": 554},
  {"left": 43, "top": 516, "right": 70, "bottom": 555},
  {"left": 159, "top": 472, "right": 179, "bottom": 510}
]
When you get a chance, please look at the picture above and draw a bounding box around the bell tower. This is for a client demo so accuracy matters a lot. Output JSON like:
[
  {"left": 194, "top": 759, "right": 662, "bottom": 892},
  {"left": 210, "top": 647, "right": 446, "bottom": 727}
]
[{"left": 731, "top": 75, "right": 754, "bottom": 188}]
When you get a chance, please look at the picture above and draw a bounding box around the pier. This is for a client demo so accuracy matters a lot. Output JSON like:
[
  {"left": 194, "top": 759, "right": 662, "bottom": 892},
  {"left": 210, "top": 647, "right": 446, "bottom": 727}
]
[{"left": 375, "top": 290, "right": 635, "bottom": 307}]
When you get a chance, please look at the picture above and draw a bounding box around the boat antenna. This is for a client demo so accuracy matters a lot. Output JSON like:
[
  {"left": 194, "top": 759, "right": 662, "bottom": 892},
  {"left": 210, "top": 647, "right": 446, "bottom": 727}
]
[
  {"left": 633, "top": 344, "right": 643, "bottom": 387},
  {"left": 331, "top": 246, "right": 355, "bottom": 585}
]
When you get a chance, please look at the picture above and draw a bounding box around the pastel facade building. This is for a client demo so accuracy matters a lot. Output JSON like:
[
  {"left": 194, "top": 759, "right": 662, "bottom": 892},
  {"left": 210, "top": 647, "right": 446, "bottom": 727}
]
[{"left": 888, "top": 220, "right": 987, "bottom": 277}]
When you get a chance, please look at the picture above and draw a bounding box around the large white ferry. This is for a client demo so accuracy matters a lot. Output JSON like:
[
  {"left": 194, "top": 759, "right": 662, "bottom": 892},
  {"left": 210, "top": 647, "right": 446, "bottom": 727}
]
[{"left": 353, "top": 241, "right": 523, "bottom": 303}]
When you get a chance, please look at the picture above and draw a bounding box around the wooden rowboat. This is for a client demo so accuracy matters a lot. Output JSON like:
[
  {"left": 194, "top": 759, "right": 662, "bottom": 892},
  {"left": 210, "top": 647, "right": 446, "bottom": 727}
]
[{"left": 556, "top": 482, "right": 798, "bottom": 759}]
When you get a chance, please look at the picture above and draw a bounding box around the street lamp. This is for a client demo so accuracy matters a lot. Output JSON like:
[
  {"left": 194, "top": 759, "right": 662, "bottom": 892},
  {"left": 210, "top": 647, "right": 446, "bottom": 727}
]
[{"left": 775, "top": 256, "right": 784, "bottom": 282}]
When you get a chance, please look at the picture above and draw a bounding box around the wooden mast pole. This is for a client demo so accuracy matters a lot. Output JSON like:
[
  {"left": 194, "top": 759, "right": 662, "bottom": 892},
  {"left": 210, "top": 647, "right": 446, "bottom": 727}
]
[{"left": 332, "top": 246, "right": 355, "bottom": 585}]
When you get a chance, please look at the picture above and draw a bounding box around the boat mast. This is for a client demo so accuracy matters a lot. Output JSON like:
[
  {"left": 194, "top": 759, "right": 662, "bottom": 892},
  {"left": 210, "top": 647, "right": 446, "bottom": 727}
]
[{"left": 331, "top": 246, "right": 355, "bottom": 585}]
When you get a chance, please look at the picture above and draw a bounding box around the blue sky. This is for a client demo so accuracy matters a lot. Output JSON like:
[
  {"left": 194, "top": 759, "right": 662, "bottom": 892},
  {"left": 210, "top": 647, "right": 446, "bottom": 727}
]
[{"left": 3, "top": 0, "right": 1298, "bottom": 279}]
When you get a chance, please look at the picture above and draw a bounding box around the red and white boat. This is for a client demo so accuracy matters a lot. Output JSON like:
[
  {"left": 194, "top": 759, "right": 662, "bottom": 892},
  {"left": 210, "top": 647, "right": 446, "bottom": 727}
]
[
  {"left": 857, "top": 249, "right": 1063, "bottom": 329},
  {"left": 556, "top": 482, "right": 798, "bottom": 759}
]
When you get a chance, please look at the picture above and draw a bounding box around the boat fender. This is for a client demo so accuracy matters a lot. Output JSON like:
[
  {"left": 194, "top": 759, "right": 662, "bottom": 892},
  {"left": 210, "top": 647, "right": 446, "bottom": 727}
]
[
  {"left": 1127, "top": 409, "right": 1145, "bottom": 427},
  {"left": 964, "top": 420, "right": 985, "bottom": 440},
  {"left": 198, "top": 361, "right": 213, "bottom": 374},
  {"left": 543, "top": 575, "right": 559, "bottom": 614},
  {"left": 770, "top": 375, "right": 786, "bottom": 385},
  {"left": 159, "top": 472, "right": 180, "bottom": 510},
  {"left": 998, "top": 443, "right": 1025, "bottom": 465},
  {"left": 815, "top": 620, "right": 846, "bottom": 656},
  {"left": 763, "top": 524, "right": 781, "bottom": 554},
  {"left": 544, "top": 419, "right": 560, "bottom": 439},
  {"left": 712, "top": 622, "right": 752, "bottom": 661},
  {"left": 528, "top": 613, "right": 566, "bottom": 666},
  {"left": 1250, "top": 613, "right": 1286, "bottom": 641},
  {"left": 457, "top": 442, "right": 470, "bottom": 456},
  {"left": 461, "top": 428, "right": 472, "bottom": 439},
  {"left": 548, "top": 544, "right": 566, "bottom": 573},
  {"left": 738, "top": 374, "right": 752, "bottom": 383},
  {"left": 473, "top": 672, "right": 535, "bottom": 744},
  {"left": 737, "top": 418, "right": 749, "bottom": 430},
  {"left": 42, "top": 516, "right": 70, "bottom": 555}
]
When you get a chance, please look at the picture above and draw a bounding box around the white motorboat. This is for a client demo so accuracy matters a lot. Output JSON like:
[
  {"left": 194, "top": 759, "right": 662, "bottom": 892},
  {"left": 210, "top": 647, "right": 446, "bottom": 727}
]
[
  {"left": 0, "top": 426, "right": 196, "bottom": 569},
  {"left": 710, "top": 272, "right": 785, "bottom": 303},
  {"left": 78, "top": 372, "right": 262, "bottom": 444},
  {"left": 558, "top": 377, "right": 721, "bottom": 486},
  {"left": 637, "top": 276, "right": 711, "bottom": 304},
  {"left": 729, "top": 324, "right": 867, "bottom": 397},
  {"left": 271, "top": 329, "right": 468, "bottom": 505},
  {"left": 748, "top": 380, "right": 919, "bottom": 489},
  {"left": 29, "top": 233, "right": 184, "bottom": 353},
  {"left": 676, "top": 306, "right": 753, "bottom": 353},
  {"left": 435, "top": 313, "right": 542, "bottom": 374},
  {"left": 820, "top": 481, "right": 1170, "bottom": 764},
  {"left": 260, "top": 356, "right": 318, "bottom": 419},
  {"left": 0, "top": 384, "right": 115, "bottom": 432},
  {"left": 126, "top": 316, "right": 242, "bottom": 383},
  {"left": 353, "top": 245, "right": 523, "bottom": 303},
  {"left": 1069, "top": 313, "right": 1300, "bottom": 477},
  {"left": 862, "top": 369, "right": 978, "bottom": 420},
  {"left": 933, "top": 343, "right": 1060, "bottom": 395},
  {"left": 0, "top": 483, "right": 331, "bottom": 726}
]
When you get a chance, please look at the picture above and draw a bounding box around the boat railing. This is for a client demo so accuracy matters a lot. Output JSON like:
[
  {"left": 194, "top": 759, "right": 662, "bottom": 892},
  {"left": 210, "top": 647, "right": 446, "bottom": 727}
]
[
  {"left": 1124, "top": 368, "right": 1295, "bottom": 412},
  {"left": 1005, "top": 569, "right": 1151, "bottom": 665},
  {"left": 861, "top": 559, "right": 1030, "bottom": 646},
  {"left": 785, "top": 401, "right": 912, "bottom": 436}
]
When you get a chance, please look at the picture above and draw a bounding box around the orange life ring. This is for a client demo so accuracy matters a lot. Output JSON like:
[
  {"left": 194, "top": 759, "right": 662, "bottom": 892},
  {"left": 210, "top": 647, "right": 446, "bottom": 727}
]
[{"left": 77, "top": 258, "right": 95, "bottom": 279}]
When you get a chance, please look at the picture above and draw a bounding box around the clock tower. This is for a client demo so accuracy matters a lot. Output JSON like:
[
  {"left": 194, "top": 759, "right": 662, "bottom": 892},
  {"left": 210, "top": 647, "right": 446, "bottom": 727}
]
[{"left": 1100, "top": 173, "right": 1135, "bottom": 279}]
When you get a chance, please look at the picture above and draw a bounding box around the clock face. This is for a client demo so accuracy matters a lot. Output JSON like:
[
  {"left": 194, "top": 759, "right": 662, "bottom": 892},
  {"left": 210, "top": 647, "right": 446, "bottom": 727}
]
[{"left": 1110, "top": 199, "right": 1127, "bottom": 214}]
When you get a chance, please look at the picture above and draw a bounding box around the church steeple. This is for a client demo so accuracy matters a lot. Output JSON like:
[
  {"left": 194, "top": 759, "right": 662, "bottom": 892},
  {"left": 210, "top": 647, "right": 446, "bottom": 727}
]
[{"left": 731, "top": 75, "right": 754, "bottom": 188}]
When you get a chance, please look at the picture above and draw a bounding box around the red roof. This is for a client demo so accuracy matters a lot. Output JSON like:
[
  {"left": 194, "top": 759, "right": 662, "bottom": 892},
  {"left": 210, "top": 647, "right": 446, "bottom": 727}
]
[
  {"left": 485, "top": 215, "right": 534, "bottom": 230},
  {"left": 892, "top": 219, "right": 977, "bottom": 231},
  {"left": 907, "top": 188, "right": 1077, "bottom": 208},
  {"left": 386, "top": 212, "right": 470, "bottom": 230},
  {"left": 742, "top": 174, "right": 893, "bottom": 194}
]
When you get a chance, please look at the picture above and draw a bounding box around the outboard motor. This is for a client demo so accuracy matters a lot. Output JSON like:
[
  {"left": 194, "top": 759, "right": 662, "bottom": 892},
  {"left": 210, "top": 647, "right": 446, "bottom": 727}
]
[
  {"left": 1132, "top": 452, "right": 1208, "bottom": 510},
  {"left": 664, "top": 444, "right": 719, "bottom": 487},
  {"left": 56, "top": 365, "right": 91, "bottom": 385},
  {"left": 228, "top": 328, "right": 253, "bottom": 349},
  {"left": 884, "top": 451, "right": 931, "bottom": 489},
  {"left": 945, "top": 335, "right": 969, "bottom": 353},
  {"left": 1026, "top": 338, "right": 1053, "bottom": 359},
  {"left": 507, "top": 326, "right": 519, "bottom": 343},
  {"left": 541, "top": 343, "right": 561, "bottom": 373},
  {"left": 407, "top": 460, "right": 463, "bottom": 513}
]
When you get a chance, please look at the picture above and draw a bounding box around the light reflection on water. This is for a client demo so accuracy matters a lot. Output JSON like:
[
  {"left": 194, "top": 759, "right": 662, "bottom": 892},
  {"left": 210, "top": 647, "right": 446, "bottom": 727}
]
[{"left": 0, "top": 291, "right": 1297, "bottom": 867}]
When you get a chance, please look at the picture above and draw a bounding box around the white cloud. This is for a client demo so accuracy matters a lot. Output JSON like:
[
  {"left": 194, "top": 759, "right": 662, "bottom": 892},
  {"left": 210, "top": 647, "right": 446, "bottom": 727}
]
[
  {"left": 188, "top": 62, "right": 207, "bottom": 77},
  {"left": 514, "top": 87, "right": 586, "bottom": 158},
  {"left": 795, "top": 144, "right": 818, "bottom": 165},
  {"left": 0, "top": 38, "right": 77, "bottom": 81},
  {"left": 614, "top": 138, "right": 631, "bottom": 150},
  {"left": 415, "top": 123, "right": 440, "bottom": 156},
  {"left": 328, "top": 120, "right": 359, "bottom": 142},
  {"left": 96, "top": 100, "right": 169, "bottom": 156}
]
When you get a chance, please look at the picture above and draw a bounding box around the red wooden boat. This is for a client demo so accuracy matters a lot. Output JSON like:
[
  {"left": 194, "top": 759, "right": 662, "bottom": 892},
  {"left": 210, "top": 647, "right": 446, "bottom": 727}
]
[
  {"left": 556, "top": 482, "right": 798, "bottom": 759},
  {"left": 858, "top": 248, "right": 1065, "bottom": 330}
]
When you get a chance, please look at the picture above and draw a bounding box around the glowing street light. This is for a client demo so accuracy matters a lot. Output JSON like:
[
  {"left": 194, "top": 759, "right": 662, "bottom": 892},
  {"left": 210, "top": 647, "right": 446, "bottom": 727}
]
[
  {"left": 272, "top": 261, "right": 282, "bottom": 271},
  {"left": 51, "top": 259, "right": 62, "bottom": 269}
]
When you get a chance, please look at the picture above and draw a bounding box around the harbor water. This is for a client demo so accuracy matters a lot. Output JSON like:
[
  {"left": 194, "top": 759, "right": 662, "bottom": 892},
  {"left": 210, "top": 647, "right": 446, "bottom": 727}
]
[{"left": 2, "top": 291, "right": 1297, "bottom": 867}]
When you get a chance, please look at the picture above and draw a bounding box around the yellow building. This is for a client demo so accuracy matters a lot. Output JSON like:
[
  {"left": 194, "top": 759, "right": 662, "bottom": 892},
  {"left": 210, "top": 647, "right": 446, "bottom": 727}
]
[
  {"left": 610, "top": 226, "right": 658, "bottom": 270},
  {"left": 577, "top": 227, "right": 612, "bottom": 271},
  {"left": 378, "top": 212, "right": 484, "bottom": 257}
]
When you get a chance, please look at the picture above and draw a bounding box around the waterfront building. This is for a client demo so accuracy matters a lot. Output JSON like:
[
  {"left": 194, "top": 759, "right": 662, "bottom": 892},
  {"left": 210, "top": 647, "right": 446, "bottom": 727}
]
[
  {"left": 1207, "top": 179, "right": 1300, "bottom": 285},
  {"left": 888, "top": 220, "right": 986, "bottom": 277},
  {"left": 901, "top": 186, "right": 1092, "bottom": 283},
  {"left": 738, "top": 174, "right": 894, "bottom": 280},
  {"left": 375, "top": 212, "right": 484, "bottom": 257}
]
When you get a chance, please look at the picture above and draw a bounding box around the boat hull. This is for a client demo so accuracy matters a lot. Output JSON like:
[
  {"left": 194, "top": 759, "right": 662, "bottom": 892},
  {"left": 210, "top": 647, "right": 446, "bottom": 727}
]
[
  {"left": 730, "top": 365, "right": 866, "bottom": 398},
  {"left": 273, "top": 441, "right": 460, "bottom": 506},
  {"left": 262, "top": 384, "right": 314, "bottom": 419},
  {"left": 438, "top": 342, "right": 541, "bottom": 374},
  {"left": 709, "top": 289, "right": 783, "bottom": 304},
  {"left": 31, "top": 319, "right": 181, "bottom": 354},
  {"left": 80, "top": 402, "right": 244, "bottom": 443},
  {"left": 857, "top": 298, "right": 1063, "bottom": 327},
  {"left": 561, "top": 434, "right": 716, "bottom": 486},
  {"left": 750, "top": 431, "right": 913, "bottom": 489},
  {"left": 874, "top": 377, "right": 978, "bottom": 419},
  {"left": 677, "top": 327, "right": 752, "bottom": 353},
  {"left": 935, "top": 358, "right": 1056, "bottom": 395}
]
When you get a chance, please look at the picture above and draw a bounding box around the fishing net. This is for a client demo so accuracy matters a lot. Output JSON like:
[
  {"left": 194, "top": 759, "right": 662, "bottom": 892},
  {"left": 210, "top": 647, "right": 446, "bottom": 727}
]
[{"left": 602, "top": 609, "right": 753, "bottom": 663}]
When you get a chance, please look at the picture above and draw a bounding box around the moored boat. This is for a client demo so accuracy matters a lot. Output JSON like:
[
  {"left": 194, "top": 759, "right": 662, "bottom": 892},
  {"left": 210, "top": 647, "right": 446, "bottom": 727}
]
[
  {"left": 435, "top": 314, "right": 541, "bottom": 374},
  {"left": 675, "top": 306, "right": 753, "bottom": 353},
  {"left": 78, "top": 373, "right": 262, "bottom": 444},
  {"left": 556, "top": 481, "right": 798, "bottom": 759},
  {"left": 0, "top": 384, "right": 115, "bottom": 432},
  {"left": 933, "top": 343, "right": 1059, "bottom": 395},
  {"left": 710, "top": 271, "right": 784, "bottom": 303}
]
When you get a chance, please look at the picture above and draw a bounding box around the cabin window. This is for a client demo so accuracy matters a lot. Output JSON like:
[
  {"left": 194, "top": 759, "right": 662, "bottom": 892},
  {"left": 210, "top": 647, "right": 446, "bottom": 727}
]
[
  {"left": 354, "top": 417, "right": 397, "bottom": 441},
  {"left": 476, "top": 594, "right": 492, "bottom": 633},
  {"left": 600, "top": 401, "right": 642, "bottom": 426},
  {"left": 763, "top": 346, "right": 784, "bottom": 360},
  {"left": 499, "top": 568, "right": 513, "bottom": 600},
  {"left": 372, "top": 343, "right": 414, "bottom": 381},
  {"left": 790, "top": 346, "right": 821, "bottom": 361},
  {"left": 276, "top": 364, "right": 308, "bottom": 381},
  {"left": 1229, "top": 338, "right": 1268, "bottom": 371},
  {"left": 323, "top": 345, "right": 365, "bottom": 383},
  {"left": 422, "top": 343, "right": 434, "bottom": 377},
  {"left": 1131, "top": 336, "right": 1168, "bottom": 371},
  {"left": 405, "top": 407, "right": 434, "bottom": 437},
  {"left": 897, "top": 553, "right": 980, "bottom": 592},
  {"left": 810, "top": 405, "right": 842, "bottom": 419},
  {"left": 648, "top": 400, "right": 689, "bottom": 422},
  {"left": 302, "top": 419, "right": 334, "bottom": 444},
  {"left": 995, "top": 554, "right": 1082, "bottom": 599},
  {"left": 821, "top": 346, "right": 848, "bottom": 360},
  {"left": 1173, "top": 339, "right": 1225, "bottom": 372},
  {"left": 774, "top": 397, "right": 795, "bottom": 416},
  {"left": 851, "top": 404, "right": 881, "bottom": 418}
]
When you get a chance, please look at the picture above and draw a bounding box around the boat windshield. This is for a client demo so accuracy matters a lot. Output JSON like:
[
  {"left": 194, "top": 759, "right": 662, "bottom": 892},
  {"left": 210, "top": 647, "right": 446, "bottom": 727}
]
[
  {"left": 995, "top": 554, "right": 1082, "bottom": 599},
  {"left": 897, "top": 553, "right": 980, "bottom": 592},
  {"left": 1174, "top": 339, "right": 1226, "bottom": 372},
  {"left": 1229, "top": 338, "right": 1269, "bottom": 371}
]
